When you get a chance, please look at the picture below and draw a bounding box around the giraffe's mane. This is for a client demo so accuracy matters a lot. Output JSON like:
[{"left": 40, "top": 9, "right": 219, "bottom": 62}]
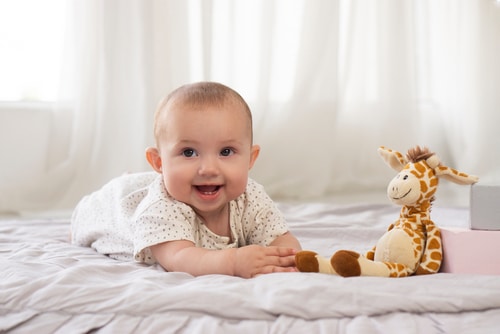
[
  {"left": 406, "top": 146, "right": 435, "bottom": 163},
  {"left": 406, "top": 145, "right": 437, "bottom": 207}
]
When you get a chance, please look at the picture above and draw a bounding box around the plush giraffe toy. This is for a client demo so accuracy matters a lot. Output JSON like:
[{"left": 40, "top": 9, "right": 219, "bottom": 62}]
[{"left": 295, "top": 145, "right": 479, "bottom": 277}]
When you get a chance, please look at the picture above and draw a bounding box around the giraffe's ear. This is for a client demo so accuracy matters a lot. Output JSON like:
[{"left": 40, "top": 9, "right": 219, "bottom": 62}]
[
  {"left": 434, "top": 166, "right": 479, "bottom": 185},
  {"left": 378, "top": 146, "right": 407, "bottom": 171}
]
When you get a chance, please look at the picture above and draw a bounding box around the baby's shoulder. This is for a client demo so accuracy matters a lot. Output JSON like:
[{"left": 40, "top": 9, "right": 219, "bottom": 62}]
[
  {"left": 244, "top": 178, "right": 264, "bottom": 194},
  {"left": 243, "top": 178, "right": 272, "bottom": 202},
  {"left": 112, "top": 172, "right": 159, "bottom": 190}
]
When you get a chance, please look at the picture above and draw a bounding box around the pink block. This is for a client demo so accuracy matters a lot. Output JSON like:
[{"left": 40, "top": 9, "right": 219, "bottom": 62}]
[{"left": 440, "top": 227, "right": 500, "bottom": 275}]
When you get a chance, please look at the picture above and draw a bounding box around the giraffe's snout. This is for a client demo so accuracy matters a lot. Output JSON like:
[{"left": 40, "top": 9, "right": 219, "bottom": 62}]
[{"left": 387, "top": 173, "right": 420, "bottom": 205}]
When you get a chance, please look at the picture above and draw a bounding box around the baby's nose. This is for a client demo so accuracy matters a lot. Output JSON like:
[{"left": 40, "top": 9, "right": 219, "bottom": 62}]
[{"left": 198, "top": 156, "right": 219, "bottom": 176}]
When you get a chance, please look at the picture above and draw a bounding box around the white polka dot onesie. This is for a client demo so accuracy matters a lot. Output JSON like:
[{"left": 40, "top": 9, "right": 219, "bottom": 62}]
[{"left": 71, "top": 172, "right": 289, "bottom": 265}]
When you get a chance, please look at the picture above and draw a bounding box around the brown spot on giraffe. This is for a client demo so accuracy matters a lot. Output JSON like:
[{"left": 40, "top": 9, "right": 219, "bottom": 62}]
[
  {"left": 415, "top": 163, "right": 426, "bottom": 174},
  {"left": 295, "top": 251, "right": 320, "bottom": 272},
  {"left": 331, "top": 250, "right": 361, "bottom": 277},
  {"left": 420, "top": 180, "right": 428, "bottom": 193},
  {"left": 427, "top": 238, "right": 441, "bottom": 249},
  {"left": 430, "top": 252, "right": 442, "bottom": 261}
]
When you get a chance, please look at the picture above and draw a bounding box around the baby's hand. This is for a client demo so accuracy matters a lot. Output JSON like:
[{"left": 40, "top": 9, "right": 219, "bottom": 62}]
[{"left": 233, "top": 245, "right": 297, "bottom": 278}]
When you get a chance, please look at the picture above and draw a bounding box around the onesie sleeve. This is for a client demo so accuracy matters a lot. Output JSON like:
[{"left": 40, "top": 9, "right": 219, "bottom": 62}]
[
  {"left": 131, "top": 199, "right": 196, "bottom": 264},
  {"left": 241, "top": 179, "right": 289, "bottom": 246}
]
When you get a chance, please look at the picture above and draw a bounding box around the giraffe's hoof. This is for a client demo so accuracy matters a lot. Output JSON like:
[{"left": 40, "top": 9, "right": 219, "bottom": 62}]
[
  {"left": 331, "top": 250, "right": 361, "bottom": 277},
  {"left": 295, "top": 251, "right": 320, "bottom": 272}
]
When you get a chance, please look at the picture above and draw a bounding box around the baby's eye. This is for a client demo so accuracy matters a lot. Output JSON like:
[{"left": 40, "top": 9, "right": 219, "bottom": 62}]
[
  {"left": 220, "top": 148, "right": 234, "bottom": 157},
  {"left": 182, "top": 149, "right": 197, "bottom": 157}
]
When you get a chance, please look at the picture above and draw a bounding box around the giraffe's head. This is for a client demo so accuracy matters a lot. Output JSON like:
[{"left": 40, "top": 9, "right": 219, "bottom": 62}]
[{"left": 378, "top": 146, "right": 479, "bottom": 207}]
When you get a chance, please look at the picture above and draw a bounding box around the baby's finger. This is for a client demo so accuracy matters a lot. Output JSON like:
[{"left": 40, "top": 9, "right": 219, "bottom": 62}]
[
  {"left": 266, "top": 246, "right": 297, "bottom": 257},
  {"left": 275, "top": 254, "right": 296, "bottom": 267},
  {"left": 262, "top": 265, "right": 298, "bottom": 276},
  {"left": 262, "top": 253, "right": 296, "bottom": 269}
]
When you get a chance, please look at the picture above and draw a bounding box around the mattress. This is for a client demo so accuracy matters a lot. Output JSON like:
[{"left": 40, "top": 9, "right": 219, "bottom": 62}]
[{"left": 1, "top": 202, "right": 500, "bottom": 333}]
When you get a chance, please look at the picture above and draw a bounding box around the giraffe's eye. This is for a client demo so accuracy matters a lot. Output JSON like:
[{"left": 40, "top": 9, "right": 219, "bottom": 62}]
[{"left": 403, "top": 175, "right": 408, "bottom": 180}]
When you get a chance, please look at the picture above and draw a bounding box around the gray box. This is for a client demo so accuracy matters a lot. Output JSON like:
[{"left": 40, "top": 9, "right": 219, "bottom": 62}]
[{"left": 470, "top": 183, "right": 500, "bottom": 230}]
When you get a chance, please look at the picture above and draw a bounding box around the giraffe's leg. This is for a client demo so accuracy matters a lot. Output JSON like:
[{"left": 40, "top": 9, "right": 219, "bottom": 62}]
[
  {"left": 296, "top": 251, "right": 320, "bottom": 272},
  {"left": 415, "top": 221, "right": 442, "bottom": 275},
  {"left": 331, "top": 250, "right": 392, "bottom": 277},
  {"left": 296, "top": 251, "right": 338, "bottom": 274}
]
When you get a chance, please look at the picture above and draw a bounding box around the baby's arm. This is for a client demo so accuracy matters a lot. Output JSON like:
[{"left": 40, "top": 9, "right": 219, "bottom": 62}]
[
  {"left": 150, "top": 240, "right": 297, "bottom": 278},
  {"left": 270, "top": 231, "right": 302, "bottom": 250}
]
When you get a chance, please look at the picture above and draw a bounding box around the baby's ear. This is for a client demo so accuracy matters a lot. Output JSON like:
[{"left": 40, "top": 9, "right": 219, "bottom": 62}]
[
  {"left": 145, "top": 147, "right": 162, "bottom": 172},
  {"left": 248, "top": 144, "right": 260, "bottom": 169}
]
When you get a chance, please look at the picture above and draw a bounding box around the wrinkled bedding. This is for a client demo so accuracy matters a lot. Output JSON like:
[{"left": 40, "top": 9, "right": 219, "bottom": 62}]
[{"left": 1, "top": 203, "right": 500, "bottom": 333}]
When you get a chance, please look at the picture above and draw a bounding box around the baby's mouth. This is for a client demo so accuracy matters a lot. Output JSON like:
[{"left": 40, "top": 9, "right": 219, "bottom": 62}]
[{"left": 195, "top": 185, "right": 221, "bottom": 195}]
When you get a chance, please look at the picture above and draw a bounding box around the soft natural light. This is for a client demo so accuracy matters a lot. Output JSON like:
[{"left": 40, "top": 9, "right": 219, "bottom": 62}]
[
  {"left": 268, "top": 0, "right": 303, "bottom": 102},
  {"left": 188, "top": 0, "right": 303, "bottom": 103},
  {"left": 0, "top": 0, "right": 66, "bottom": 102}
]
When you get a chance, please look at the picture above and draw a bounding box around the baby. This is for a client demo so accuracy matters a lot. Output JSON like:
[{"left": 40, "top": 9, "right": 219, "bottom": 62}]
[{"left": 71, "top": 81, "right": 301, "bottom": 278}]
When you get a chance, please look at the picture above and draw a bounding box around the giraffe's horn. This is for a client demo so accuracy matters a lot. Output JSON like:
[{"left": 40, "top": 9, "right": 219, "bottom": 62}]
[{"left": 426, "top": 154, "right": 440, "bottom": 169}]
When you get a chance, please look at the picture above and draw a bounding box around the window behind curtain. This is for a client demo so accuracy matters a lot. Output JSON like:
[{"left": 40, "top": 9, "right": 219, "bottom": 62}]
[{"left": 0, "top": 0, "right": 66, "bottom": 102}]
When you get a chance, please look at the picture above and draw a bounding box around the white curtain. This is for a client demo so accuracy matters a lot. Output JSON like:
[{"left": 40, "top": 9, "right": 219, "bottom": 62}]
[{"left": 2, "top": 0, "right": 499, "bottom": 213}]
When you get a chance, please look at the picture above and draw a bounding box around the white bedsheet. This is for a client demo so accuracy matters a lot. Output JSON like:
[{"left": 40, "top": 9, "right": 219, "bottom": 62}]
[{"left": 1, "top": 203, "right": 500, "bottom": 333}]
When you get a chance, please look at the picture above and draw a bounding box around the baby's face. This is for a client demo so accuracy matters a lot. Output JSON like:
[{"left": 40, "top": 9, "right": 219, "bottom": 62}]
[{"left": 156, "top": 100, "right": 259, "bottom": 218}]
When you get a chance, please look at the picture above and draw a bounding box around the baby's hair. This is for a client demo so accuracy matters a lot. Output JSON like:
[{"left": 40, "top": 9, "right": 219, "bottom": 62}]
[{"left": 154, "top": 82, "right": 253, "bottom": 145}]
